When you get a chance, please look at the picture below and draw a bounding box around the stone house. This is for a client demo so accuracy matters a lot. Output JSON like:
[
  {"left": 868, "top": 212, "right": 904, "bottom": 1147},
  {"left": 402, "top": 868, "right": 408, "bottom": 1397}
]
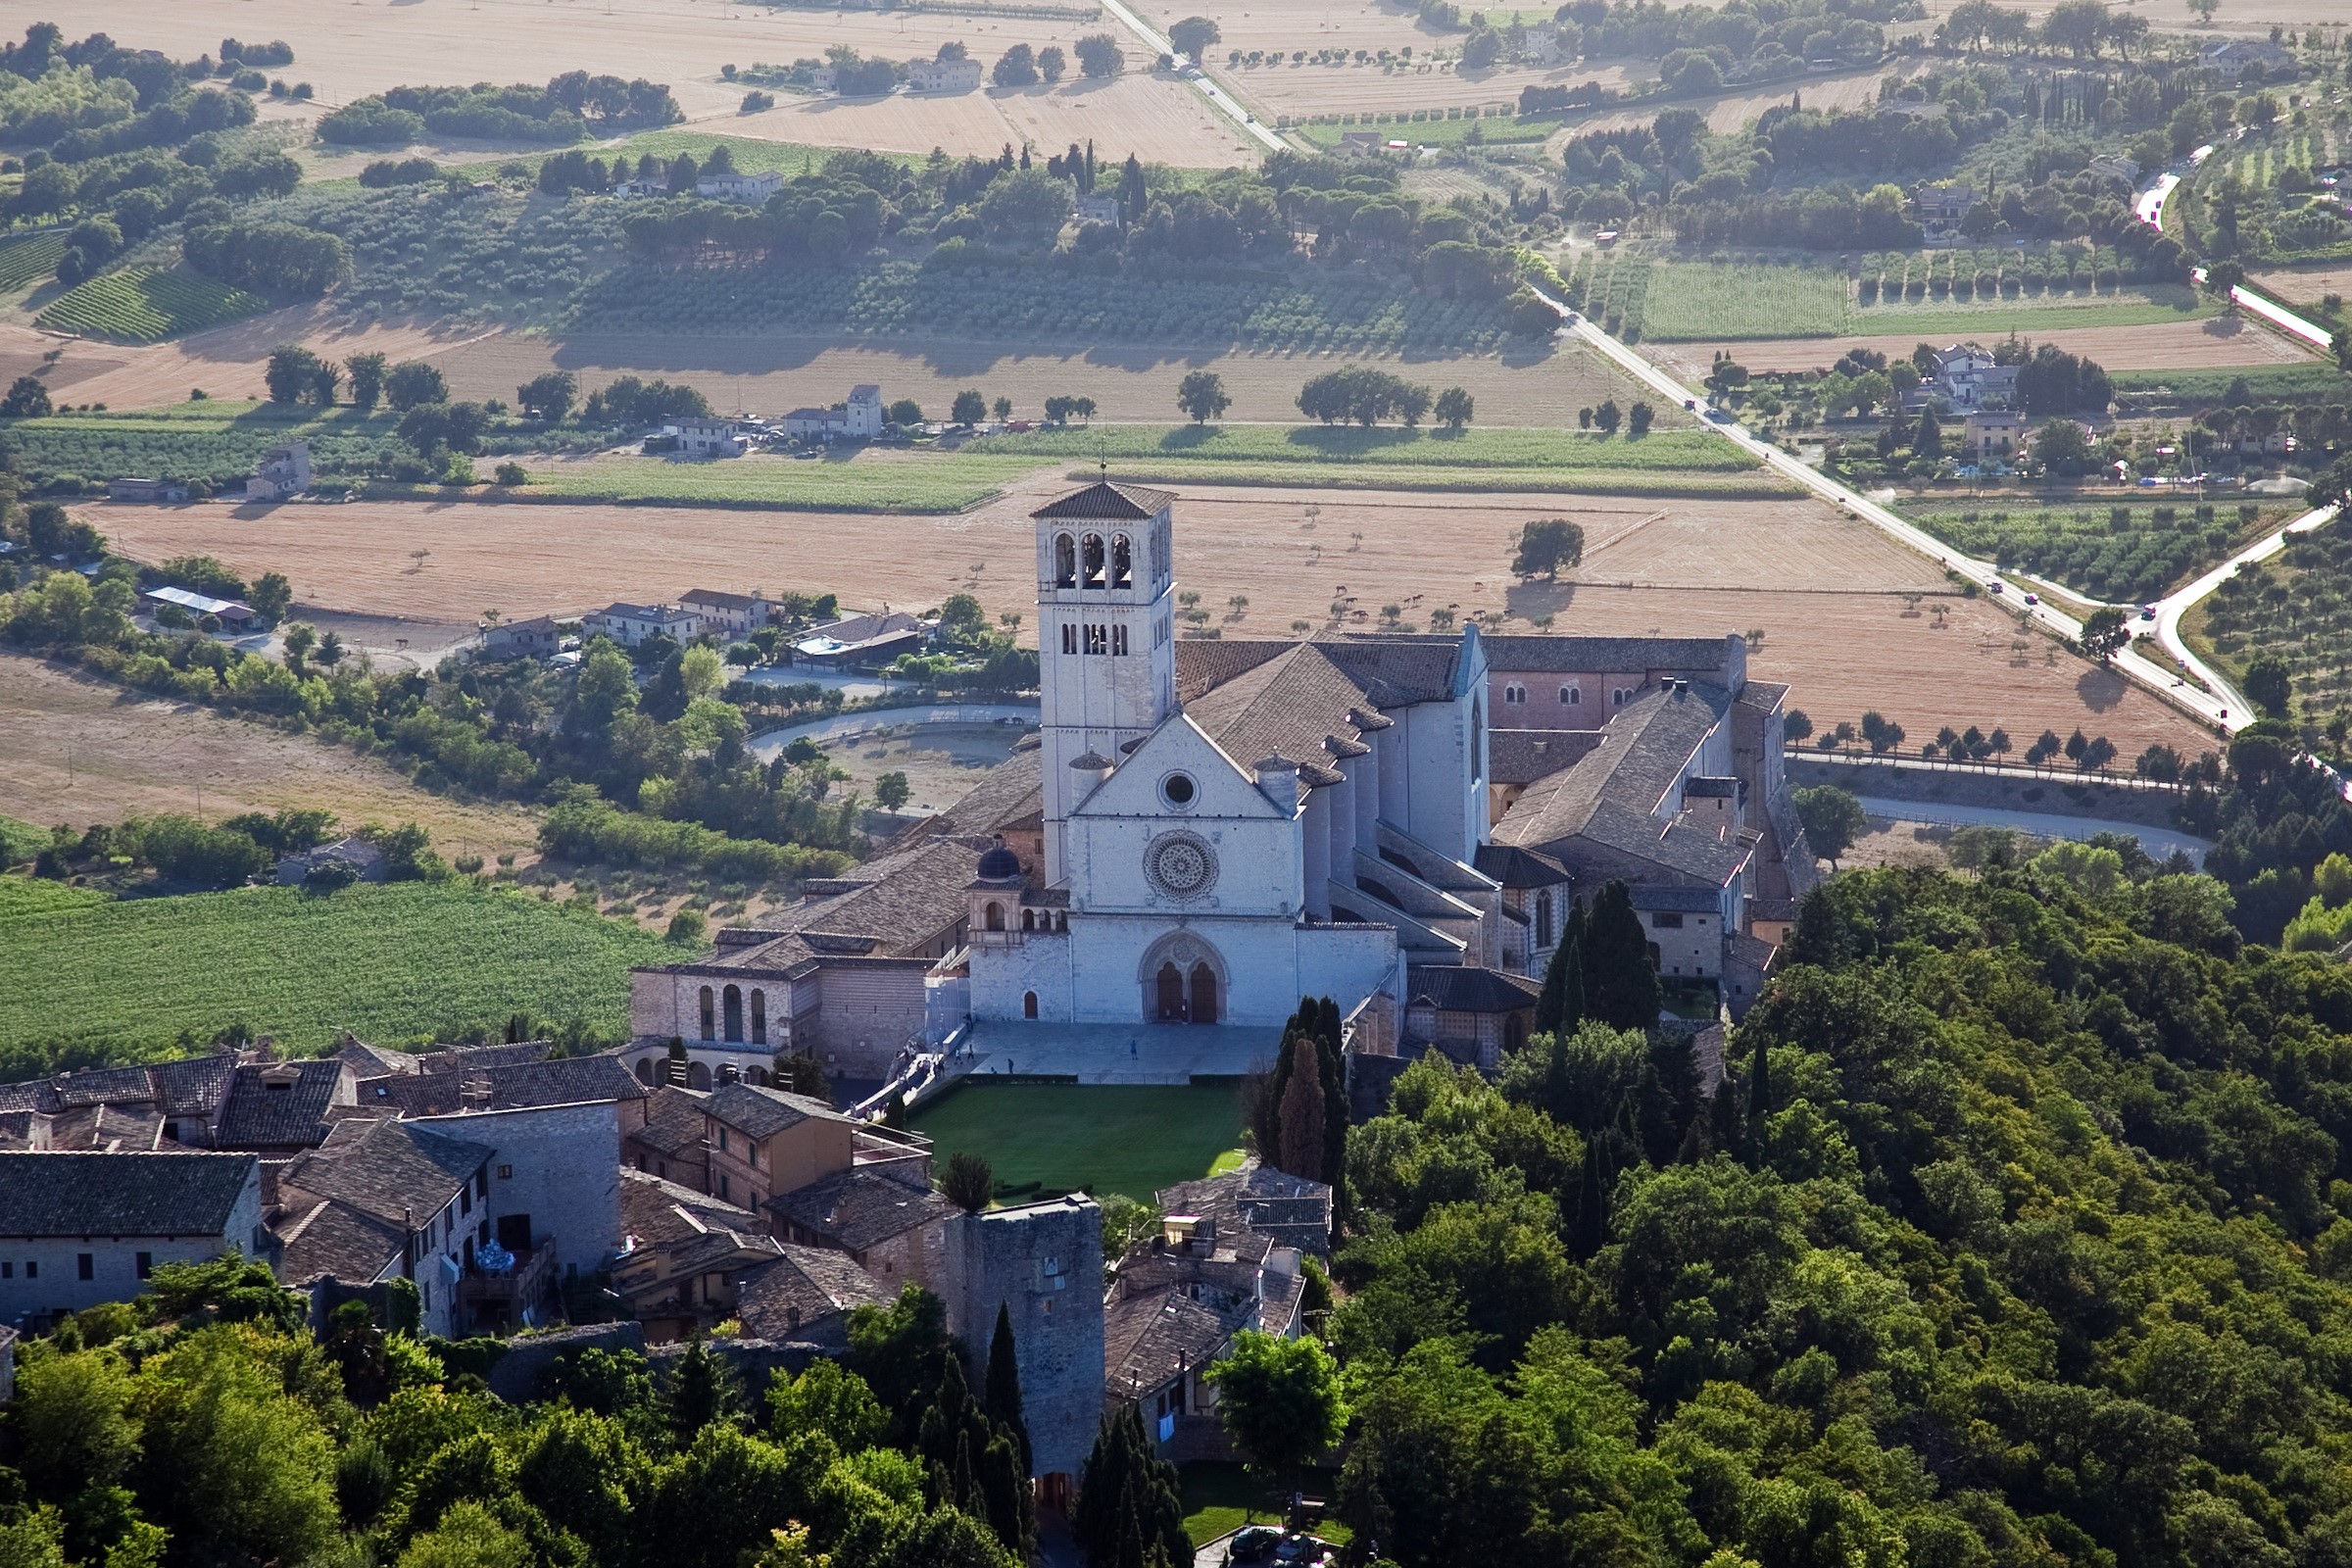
[
  {"left": 695, "top": 171, "right": 786, "bottom": 203},
  {"left": 248, "top": 441, "right": 312, "bottom": 502},
  {"left": 1965, "top": 410, "right": 2029, "bottom": 461},
  {"left": 482, "top": 614, "right": 563, "bottom": 659},
  {"left": 769, "top": 1165, "right": 960, "bottom": 1294},
  {"left": 906, "top": 57, "right": 982, "bottom": 91},
  {"left": 273, "top": 1117, "right": 497, "bottom": 1339},
  {"left": 680, "top": 589, "right": 774, "bottom": 637},
  {"left": 585, "top": 602, "right": 701, "bottom": 648},
  {"left": 939, "top": 1196, "right": 1105, "bottom": 1494},
  {"left": 0, "top": 1152, "right": 266, "bottom": 1325},
  {"left": 625, "top": 1086, "right": 713, "bottom": 1190}
]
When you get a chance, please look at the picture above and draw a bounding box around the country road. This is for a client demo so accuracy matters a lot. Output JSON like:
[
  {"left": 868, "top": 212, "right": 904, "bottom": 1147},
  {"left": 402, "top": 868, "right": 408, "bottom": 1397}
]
[{"left": 1091, "top": 0, "right": 1290, "bottom": 155}]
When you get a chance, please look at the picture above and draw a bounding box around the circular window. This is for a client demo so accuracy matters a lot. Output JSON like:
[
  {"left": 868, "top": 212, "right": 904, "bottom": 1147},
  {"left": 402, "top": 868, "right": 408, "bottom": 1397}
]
[
  {"left": 1160, "top": 772, "right": 1198, "bottom": 808},
  {"left": 1144, "top": 830, "right": 1218, "bottom": 901}
]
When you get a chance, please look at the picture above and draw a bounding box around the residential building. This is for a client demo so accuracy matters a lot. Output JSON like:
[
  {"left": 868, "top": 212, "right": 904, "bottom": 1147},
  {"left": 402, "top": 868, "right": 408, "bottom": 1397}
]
[
  {"left": 1965, "top": 410, "right": 2030, "bottom": 461},
  {"left": 2085, "top": 153, "right": 2140, "bottom": 186},
  {"left": 142, "top": 585, "right": 258, "bottom": 629},
  {"left": 248, "top": 441, "right": 312, "bottom": 501},
  {"left": 680, "top": 589, "right": 775, "bottom": 636},
  {"left": 273, "top": 1117, "right": 498, "bottom": 1339},
  {"left": 781, "top": 384, "right": 886, "bottom": 443},
  {"left": 625, "top": 1086, "right": 713, "bottom": 1189},
  {"left": 1930, "top": 344, "right": 2020, "bottom": 412},
  {"left": 667, "top": 418, "right": 748, "bottom": 458},
  {"left": 906, "top": 57, "right": 982, "bottom": 91},
  {"left": 2199, "top": 37, "right": 2295, "bottom": 77},
  {"left": 586, "top": 602, "right": 701, "bottom": 647},
  {"left": 217, "top": 1057, "right": 358, "bottom": 1154},
  {"left": 792, "top": 609, "right": 923, "bottom": 669},
  {"left": 0, "top": 1152, "right": 266, "bottom": 1325},
  {"left": 482, "top": 614, "right": 563, "bottom": 659},
  {"left": 275, "top": 836, "right": 388, "bottom": 886},
  {"left": 1912, "top": 182, "right": 1980, "bottom": 227},
  {"left": 1075, "top": 193, "right": 1120, "bottom": 224},
  {"left": 695, "top": 170, "right": 786, "bottom": 203},
  {"left": 769, "top": 1165, "right": 959, "bottom": 1292}
]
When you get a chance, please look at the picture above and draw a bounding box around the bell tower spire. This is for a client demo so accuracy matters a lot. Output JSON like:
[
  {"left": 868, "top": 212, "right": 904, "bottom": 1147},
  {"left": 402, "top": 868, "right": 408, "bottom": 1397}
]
[{"left": 1031, "top": 479, "right": 1179, "bottom": 885}]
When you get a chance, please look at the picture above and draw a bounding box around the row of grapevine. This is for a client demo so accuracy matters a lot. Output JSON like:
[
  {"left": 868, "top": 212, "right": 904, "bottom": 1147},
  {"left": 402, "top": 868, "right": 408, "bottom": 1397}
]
[{"left": 35, "top": 269, "right": 267, "bottom": 343}]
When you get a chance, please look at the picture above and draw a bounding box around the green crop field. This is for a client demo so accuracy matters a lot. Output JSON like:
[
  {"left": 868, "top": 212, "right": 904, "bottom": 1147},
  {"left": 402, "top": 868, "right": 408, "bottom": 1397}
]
[
  {"left": 1904, "top": 498, "right": 2284, "bottom": 605},
  {"left": 568, "top": 129, "right": 925, "bottom": 176},
  {"left": 910, "top": 1082, "right": 1243, "bottom": 1203},
  {"left": 508, "top": 452, "right": 1046, "bottom": 512},
  {"left": 1064, "top": 462, "right": 1791, "bottom": 498},
  {"left": 2112, "top": 363, "right": 2352, "bottom": 403},
  {"left": 1853, "top": 288, "right": 2216, "bottom": 335},
  {"left": 34, "top": 268, "right": 269, "bottom": 343},
  {"left": 0, "top": 814, "right": 45, "bottom": 867},
  {"left": 1298, "top": 113, "right": 1557, "bottom": 152},
  {"left": 1, "top": 402, "right": 408, "bottom": 487},
  {"left": 973, "top": 422, "right": 1753, "bottom": 472},
  {"left": 0, "top": 231, "right": 66, "bottom": 291},
  {"left": 0, "top": 877, "right": 671, "bottom": 1057},
  {"left": 1640, "top": 263, "right": 1852, "bottom": 340}
]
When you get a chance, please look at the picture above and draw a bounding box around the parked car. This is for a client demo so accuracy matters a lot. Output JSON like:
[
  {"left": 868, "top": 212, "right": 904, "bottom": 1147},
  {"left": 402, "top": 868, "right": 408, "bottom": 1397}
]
[{"left": 1228, "top": 1527, "right": 1282, "bottom": 1563}]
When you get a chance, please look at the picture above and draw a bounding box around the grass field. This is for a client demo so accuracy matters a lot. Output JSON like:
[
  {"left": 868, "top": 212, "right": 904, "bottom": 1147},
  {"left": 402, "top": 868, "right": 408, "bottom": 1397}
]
[
  {"left": 0, "top": 877, "right": 671, "bottom": 1058},
  {"left": 2111, "top": 363, "right": 2352, "bottom": 402},
  {"left": 1180, "top": 1463, "right": 1351, "bottom": 1548},
  {"left": 908, "top": 1082, "right": 1243, "bottom": 1202},
  {"left": 0, "top": 232, "right": 67, "bottom": 292},
  {"left": 35, "top": 269, "right": 270, "bottom": 345},
  {"left": 508, "top": 452, "right": 1047, "bottom": 512},
  {"left": 1641, "top": 263, "right": 1851, "bottom": 341},
  {"left": 1054, "top": 462, "right": 1792, "bottom": 498},
  {"left": 970, "top": 422, "right": 1755, "bottom": 472},
  {"left": 1850, "top": 289, "right": 2216, "bottom": 336}
]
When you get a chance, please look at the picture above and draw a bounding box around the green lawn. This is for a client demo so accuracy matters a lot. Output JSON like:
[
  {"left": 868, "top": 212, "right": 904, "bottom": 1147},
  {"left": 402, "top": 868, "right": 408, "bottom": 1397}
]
[
  {"left": 1179, "top": 1463, "right": 1350, "bottom": 1549},
  {"left": 909, "top": 1082, "right": 1243, "bottom": 1203},
  {"left": 0, "top": 877, "right": 670, "bottom": 1060},
  {"left": 1640, "top": 262, "right": 1852, "bottom": 341},
  {"left": 505, "top": 452, "right": 1045, "bottom": 513},
  {"left": 972, "top": 422, "right": 1754, "bottom": 473},
  {"left": 1851, "top": 286, "right": 2215, "bottom": 335}
]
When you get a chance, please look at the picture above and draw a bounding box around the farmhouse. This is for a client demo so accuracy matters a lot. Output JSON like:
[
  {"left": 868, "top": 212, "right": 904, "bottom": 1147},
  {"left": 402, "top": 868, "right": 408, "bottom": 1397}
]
[
  {"left": 248, "top": 440, "right": 312, "bottom": 501},
  {"left": 482, "top": 613, "right": 563, "bottom": 659},
  {"left": 1074, "top": 193, "right": 1121, "bottom": 225},
  {"left": 2199, "top": 38, "right": 2295, "bottom": 77},
  {"left": 906, "top": 57, "right": 982, "bottom": 91},
  {"left": 780, "top": 385, "right": 886, "bottom": 443},
  {"left": 667, "top": 417, "right": 749, "bottom": 457},
  {"left": 107, "top": 476, "right": 189, "bottom": 504},
  {"left": 586, "top": 602, "right": 701, "bottom": 647},
  {"left": 1911, "top": 182, "right": 1980, "bottom": 228},
  {"left": 2085, "top": 153, "right": 2140, "bottom": 186},
  {"left": 695, "top": 170, "right": 785, "bottom": 203},
  {"left": 0, "top": 1152, "right": 266, "bottom": 1327},
  {"left": 1930, "top": 343, "right": 2018, "bottom": 412},
  {"left": 1965, "top": 410, "right": 2030, "bottom": 461},
  {"left": 680, "top": 588, "right": 776, "bottom": 636},
  {"left": 142, "top": 585, "right": 258, "bottom": 629},
  {"left": 624, "top": 481, "right": 1807, "bottom": 1085}
]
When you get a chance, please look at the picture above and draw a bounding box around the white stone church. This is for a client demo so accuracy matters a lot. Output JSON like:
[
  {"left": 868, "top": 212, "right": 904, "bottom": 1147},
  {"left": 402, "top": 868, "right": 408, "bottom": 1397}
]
[{"left": 627, "top": 480, "right": 1808, "bottom": 1088}]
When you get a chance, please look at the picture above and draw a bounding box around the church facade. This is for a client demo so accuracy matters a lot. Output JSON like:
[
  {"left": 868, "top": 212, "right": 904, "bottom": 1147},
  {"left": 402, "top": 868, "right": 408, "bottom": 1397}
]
[{"left": 626, "top": 480, "right": 1804, "bottom": 1085}]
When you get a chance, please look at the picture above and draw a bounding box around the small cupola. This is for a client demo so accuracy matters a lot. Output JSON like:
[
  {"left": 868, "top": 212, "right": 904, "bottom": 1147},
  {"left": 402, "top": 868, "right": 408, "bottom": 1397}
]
[{"left": 975, "top": 835, "right": 1023, "bottom": 883}]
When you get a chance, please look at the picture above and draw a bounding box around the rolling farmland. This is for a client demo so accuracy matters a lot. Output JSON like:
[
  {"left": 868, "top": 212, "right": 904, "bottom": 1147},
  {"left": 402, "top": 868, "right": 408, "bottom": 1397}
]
[{"left": 0, "top": 233, "right": 67, "bottom": 293}]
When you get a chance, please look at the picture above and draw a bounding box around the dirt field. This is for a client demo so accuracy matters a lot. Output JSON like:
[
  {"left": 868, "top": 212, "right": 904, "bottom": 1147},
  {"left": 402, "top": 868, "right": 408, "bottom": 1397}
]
[
  {"left": 1565, "top": 64, "right": 1889, "bottom": 138},
  {"left": 86, "top": 478, "right": 2209, "bottom": 756},
  {"left": 2253, "top": 264, "right": 2352, "bottom": 313},
  {"left": 44, "top": 0, "right": 1247, "bottom": 165},
  {"left": 831, "top": 720, "right": 1031, "bottom": 819},
  {"left": 393, "top": 329, "right": 1636, "bottom": 424},
  {"left": 4, "top": 313, "right": 505, "bottom": 411},
  {"left": 1652, "top": 316, "right": 2310, "bottom": 378},
  {"left": 0, "top": 657, "right": 543, "bottom": 863},
  {"left": 1224, "top": 58, "right": 1632, "bottom": 119}
]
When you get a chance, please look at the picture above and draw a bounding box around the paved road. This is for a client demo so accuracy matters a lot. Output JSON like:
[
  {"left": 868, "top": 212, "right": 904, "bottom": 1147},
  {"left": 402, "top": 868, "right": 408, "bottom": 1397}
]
[
  {"left": 1531, "top": 287, "right": 2237, "bottom": 732},
  {"left": 2135, "top": 149, "right": 2334, "bottom": 351},
  {"left": 2148, "top": 501, "right": 2337, "bottom": 718},
  {"left": 1091, "top": 0, "right": 1289, "bottom": 155}
]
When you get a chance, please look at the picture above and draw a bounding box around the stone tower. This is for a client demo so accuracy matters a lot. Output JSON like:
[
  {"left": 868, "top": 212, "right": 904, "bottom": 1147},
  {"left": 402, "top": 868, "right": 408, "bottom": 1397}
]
[{"left": 1032, "top": 481, "right": 1179, "bottom": 884}]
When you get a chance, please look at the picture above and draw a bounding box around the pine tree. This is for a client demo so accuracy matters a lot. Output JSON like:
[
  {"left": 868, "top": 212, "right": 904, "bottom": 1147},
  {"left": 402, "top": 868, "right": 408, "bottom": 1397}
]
[
  {"left": 1277, "top": 1042, "right": 1326, "bottom": 1184},
  {"left": 984, "top": 1303, "right": 1031, "bottom": 1475},
  {"left": 665, "top": 1340, "right": 742, "bottom": 1446}
]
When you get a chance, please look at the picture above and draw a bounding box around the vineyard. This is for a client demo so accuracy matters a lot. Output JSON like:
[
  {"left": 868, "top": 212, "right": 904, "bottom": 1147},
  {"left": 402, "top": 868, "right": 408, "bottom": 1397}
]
[
  {"left": 971, "top": 422, "right": 1755, "bottom": 472},
  {"left": 0, "top": 877, "right": 670, "bottom": 1057},
  {"left": 2, "top": 403, "right": 412, "bottom": 489},
  {"left": 33, "top": 268, "right": 269, "bottom": 344},
  {"left": 566, "top": 261, "right": 1516, "bottom": 353},
  {"left": 1554, "top": 250, "right": 1652, "bottom": 342},
  {"left": 0, "top": 231, "right": 66, "bottom": 292},
  {"left": 1906, "top": 498, "right": 2283, "bottom": 605}
]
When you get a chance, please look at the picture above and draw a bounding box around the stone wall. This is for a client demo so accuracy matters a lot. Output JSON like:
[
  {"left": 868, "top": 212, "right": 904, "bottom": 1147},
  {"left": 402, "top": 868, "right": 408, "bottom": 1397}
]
[
  {"left": 418, "top": 1102, "right": 625, "bottom": 1280},
  {"left": 941, "top": 1197, "right": 1105, "bottom": 1481}
]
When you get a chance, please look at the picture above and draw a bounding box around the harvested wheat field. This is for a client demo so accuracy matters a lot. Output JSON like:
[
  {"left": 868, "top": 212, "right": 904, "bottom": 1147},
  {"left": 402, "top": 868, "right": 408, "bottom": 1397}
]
[
  {"left": 87, "top": 480, "right": 2205, "bottom": 753},
  {"left": 8, "top": 311, "right": 504, "bottom": 412},
  {"left": 407, "top": 330, "right": 1636, "bottom": 424},
  {"left": 1565, "top": 64, "right": 1889, "bottom": 138},
  {"left": 1222, "top": 58, "right": 1630, "bottom": 119},
  {"left": 1653, "top": 317, "right": 2306, "bottom": 378},
  {"left": 2253, "top": 265, "right": 2352, "bottom": 314},
  {"left": 734, "top": 78, "right": 1248, "bottom": 164},
  {"left": 0, "top": 657, "right": 544, "bottom": 863}
]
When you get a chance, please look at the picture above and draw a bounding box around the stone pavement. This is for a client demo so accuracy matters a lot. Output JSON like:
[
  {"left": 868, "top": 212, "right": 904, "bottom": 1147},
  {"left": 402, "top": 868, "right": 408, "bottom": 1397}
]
[{"left": 960, "top": 1020, "right": 1281, "bottom": 1084}]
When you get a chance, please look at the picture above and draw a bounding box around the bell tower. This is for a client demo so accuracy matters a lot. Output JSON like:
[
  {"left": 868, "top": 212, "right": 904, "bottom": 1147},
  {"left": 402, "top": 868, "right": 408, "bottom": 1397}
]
[{"left": 1032, "top": 479, "right": 1179, "bottom": 884}]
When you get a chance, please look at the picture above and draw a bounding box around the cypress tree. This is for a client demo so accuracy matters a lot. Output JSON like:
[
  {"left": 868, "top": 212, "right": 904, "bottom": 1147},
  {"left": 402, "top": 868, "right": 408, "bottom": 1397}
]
[
  {"left": 978, "top": 1430, "right": 1035, "bottom": 1559},
  {"left": 1570, "top": 1141, "right": 1607, "bottom": 1261},
  {"left": 983, "top": 1302, "right": 1031, "bottom": 1475},
  {"left": 1747, "top": 1033, "right": 1772, "bottom": 1161},
  {"left": 665, "top": 1339, "right": 741, "bottom": 1446},
  {"left": 1277, "top": 1041, "right": 1326, "bottom": 1183},
  {"left": 1074, "top": 1404, "right": 1189, "bottom": 1568},
  {"left": 1710, "top": 1064, "right": 1747, "bottom": 1162},
  {"left": 1315, "top": 995, "right": 1343, "bottom": 1052},
  {"left": 1581, "top": 881, "right": 1660, "bottom": 1031},
  {"left": 952, "top": 1427, "right": 979, "bottom": 1518},
  {"left": 1315, "top": 996, "right": 1348, "bottom": 1188}
]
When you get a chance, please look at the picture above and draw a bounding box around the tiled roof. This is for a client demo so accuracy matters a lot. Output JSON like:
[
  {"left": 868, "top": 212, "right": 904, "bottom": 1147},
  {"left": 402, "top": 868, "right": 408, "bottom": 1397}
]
[
  {"left": 707, "top": 1082, "right": 842, "bottom": 1139},
  {"left": 334, "top": 1038, "right": 419, "bottom": 1078},
  {"left": 618, "top": 1165, "right": 750, "bottom": 1247},
  {"left": 683, "top": 588, "right": 761, "bottom": 611},
  {"left": 1483, "top": 633, "right": 1738, "bottom": 677},
  {"left": 1030, "top": 480, "right": 1177, "bottom": 520},
  {"left": 1489, "top": 728, "right": 1604, "bottom": 787},
  {"left": 46, "top": 1104, "right": 175, "bottom": 1152},
  {"left": 629, "top": 1088, "right": 710, "bottom": 1158},
  {"left": 732, "top": 1245, "right": 892, "bottom": 1340},
  {"left": 276, "top": 1198, "right": 405, "bottom": 1287},
  {"left": 218, "top": 1059, "right": 350, "bottom": 1149},
  {"left": 1405, "top": 964, "right": 1543, "bottom": 1012},
  {"left": 279, "top": 1117, "right": 490, "bottom": 1222},
  {"left": 1106, "top": 1285, "right": 1250, "bottom": 1397},
  {"left": 0, "top": 1111, "right": 49, "bottom": 1150},
  {"left": 1736, "top": 679, "right": 1790, "bottom": 714},
  {"left": 726, "top": 838, "right": 979, "bottom": 958},
  {"left": 355, "top": 1054, "right": 650, "bottom": 1117},
  {"left": 0, "top": 1152, "right": 257, "bottom": 1238},
  {"left": 1183, "top": 645, "right": 1374, "bottom": 790},
  {"left": 149, "top": 1054, "right": 238, "bottom": 1117},
  {"left": 1472, "top": 843, "right": 1572, "bottom": 889},
  {"left": 1157, "top": 1165, "right": 1335, "bottom": 1259},
  {"left": 768, "top": 1167, "right": 958, "bottom": 1252},
  {"left": 1629, "top": 884, "right": 1724, "bottom": 913},
  {"left": 51, "top": 1065, "right": 160, "bottom": 1108},
  {"left": 416, "top": 1043, "right": 552, "bottom": 1074}
]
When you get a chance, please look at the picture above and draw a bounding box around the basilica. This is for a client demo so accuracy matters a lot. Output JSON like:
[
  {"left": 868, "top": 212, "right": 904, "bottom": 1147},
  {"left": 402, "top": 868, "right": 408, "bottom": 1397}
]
[{"left": 627, "top": 480, "right": 1808, "bottom": 1087}]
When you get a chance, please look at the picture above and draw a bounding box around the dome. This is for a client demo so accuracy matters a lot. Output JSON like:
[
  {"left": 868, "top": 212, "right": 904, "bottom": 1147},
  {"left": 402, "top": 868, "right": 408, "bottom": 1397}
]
[{"left": 976, "top": 843, "right": 1022, "bottom": 881}]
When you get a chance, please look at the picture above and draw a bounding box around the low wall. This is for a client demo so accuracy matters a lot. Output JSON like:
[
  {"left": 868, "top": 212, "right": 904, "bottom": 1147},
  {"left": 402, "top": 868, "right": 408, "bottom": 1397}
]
[{"left": 1787, "top": 757, "right": 2182, "bottom": 832}]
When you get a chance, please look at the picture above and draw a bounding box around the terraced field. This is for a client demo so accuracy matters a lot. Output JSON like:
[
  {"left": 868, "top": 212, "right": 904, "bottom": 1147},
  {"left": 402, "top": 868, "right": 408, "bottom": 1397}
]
[{"left": 35, "top": 269, "right": 269, "bottom": 345}]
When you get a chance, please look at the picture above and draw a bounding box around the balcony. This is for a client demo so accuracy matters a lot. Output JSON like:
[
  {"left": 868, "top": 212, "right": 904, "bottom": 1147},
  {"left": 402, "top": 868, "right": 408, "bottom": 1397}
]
[{"left": 458, "top": 1239, "right": 557, "bottom": 1331}]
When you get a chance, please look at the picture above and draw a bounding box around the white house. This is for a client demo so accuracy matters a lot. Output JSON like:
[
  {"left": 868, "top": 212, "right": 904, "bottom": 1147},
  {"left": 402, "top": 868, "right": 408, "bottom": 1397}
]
[
  {"left": 781, "top": 385, "right": 885, "bottom": 443},
  {"left": 696, "top": 171, "right": 785, "bottom": 203},
  {"left": 248, "top": 441, "right": 312, "bottom": 501},
  {"left": 906, "top": 57, "right": 982, "bottom": 91},
  {"left": 668, "top": 418, "right": 748, "bottom": 458},
  {"left": 0, "top": 1153, "right": 267, "bottom": 1326},
  {"left": 586, "top": 603, "right": 701, "bottom": 647}
]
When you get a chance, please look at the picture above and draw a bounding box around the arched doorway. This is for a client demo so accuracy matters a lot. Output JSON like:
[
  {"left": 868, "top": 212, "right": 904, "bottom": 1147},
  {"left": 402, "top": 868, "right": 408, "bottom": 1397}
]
[
  {"left": 1189, "top": 962, "right": 1219, "bottom": 1024},
  {"left": 1155, "top": 963, "right": 1187, "bottom": 1021},
  {"left": 1023, "top": 991, "right": 1040, "bottom": 1019}
]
